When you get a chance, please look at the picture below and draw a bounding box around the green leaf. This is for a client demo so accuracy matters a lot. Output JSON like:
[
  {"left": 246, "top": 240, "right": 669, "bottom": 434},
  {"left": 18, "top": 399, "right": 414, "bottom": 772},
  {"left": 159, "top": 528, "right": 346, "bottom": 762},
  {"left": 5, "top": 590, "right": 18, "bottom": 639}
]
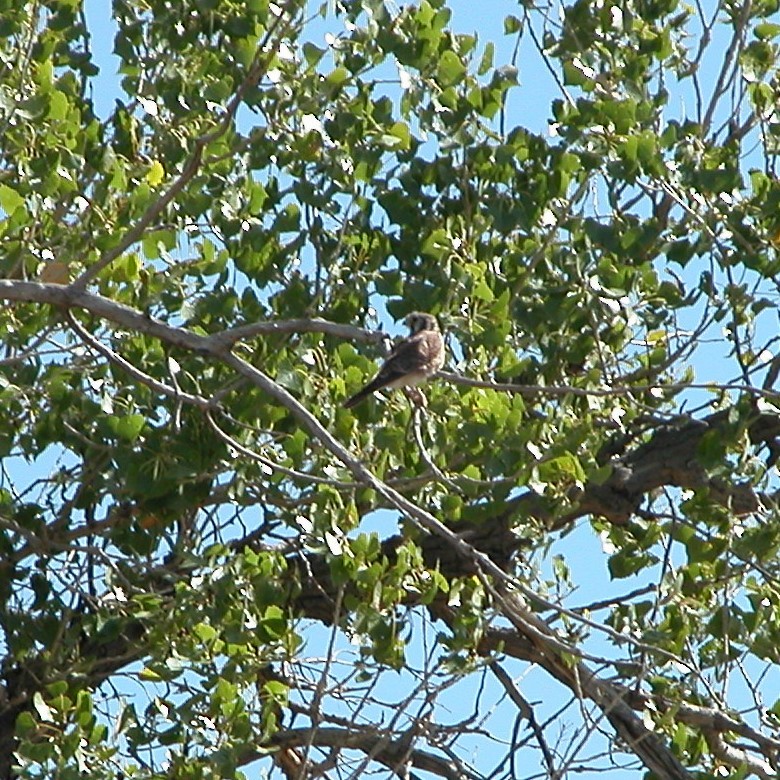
[
  {"left": 326, "top": 66, "right": 350, "bottom": 88},
  {"left": 194, "top": 622, "right": 218, "bottom": 643},
  {"left": 472, "top": 278, "right": 493, "bottom": 301},
  {"left": 537, "top": 454, "right": 585, "bottom": 484},
  {"left": 562, "top": 60, "right": 592, "bottom": 88},
  {"left": 0, "top": 184, "right": 24, "bottom": 214},
  {"left": 478, "top": 42, "right": 495, "bottom": 75},
  {"left": 259, "top": 605, "right": 287, "bottom": 640},
  {"left": 262, "top": 680, "right": 288, "bottom": 702},
  {"left": 48, "top": 90, "right": 69, "bottom": 121},
  {"left": 145, "top": 160, "right": 165, "bottom": 186},
  {"left": 437, "top": 50, "right": 466, "bottom": 87},
  {"left": 386, "top": 121, "right": 411, "bottom": 150},
  {"left": 755, "top": 22, "right": 780, "bottom": 40},
  {"left": 15, "top": 711, "right": 37, "bottom": 737},
  {"left": 608, "top": 549, "right": 654, "bottom": 579},
  {"left": 504, "top": 15, "right": 522, "bottom": 34},
  {"left": 108, "top": 414, "right": 146, "bottom": 442},
  {"left": 421, "top": 228, "right": 450, "bottom": 260},
  {"left": 303, "top": 42, "right": 325, "bottom": 65}
]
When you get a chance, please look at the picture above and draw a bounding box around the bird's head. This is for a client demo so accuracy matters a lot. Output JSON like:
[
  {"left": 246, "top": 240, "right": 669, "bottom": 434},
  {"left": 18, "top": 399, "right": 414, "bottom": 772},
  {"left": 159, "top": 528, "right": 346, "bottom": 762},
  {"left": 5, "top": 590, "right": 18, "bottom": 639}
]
[{"left": 404, "top": 312, "right": 439, "bottom": 334}]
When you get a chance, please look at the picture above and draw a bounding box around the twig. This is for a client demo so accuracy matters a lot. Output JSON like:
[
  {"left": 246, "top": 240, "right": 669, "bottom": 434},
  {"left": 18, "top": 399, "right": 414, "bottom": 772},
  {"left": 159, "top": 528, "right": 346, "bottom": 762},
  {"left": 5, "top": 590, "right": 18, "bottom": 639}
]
[{"left": 490, "top": 662, "right": 559, "bottom": 778}]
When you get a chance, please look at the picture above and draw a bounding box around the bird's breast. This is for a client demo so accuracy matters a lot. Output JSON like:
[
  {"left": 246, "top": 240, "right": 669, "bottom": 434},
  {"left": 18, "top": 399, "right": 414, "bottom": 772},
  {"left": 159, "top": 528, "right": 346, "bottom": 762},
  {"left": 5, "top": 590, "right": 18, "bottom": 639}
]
[{"left": 386, "top": 371, "right": 428, "bottom": 389}]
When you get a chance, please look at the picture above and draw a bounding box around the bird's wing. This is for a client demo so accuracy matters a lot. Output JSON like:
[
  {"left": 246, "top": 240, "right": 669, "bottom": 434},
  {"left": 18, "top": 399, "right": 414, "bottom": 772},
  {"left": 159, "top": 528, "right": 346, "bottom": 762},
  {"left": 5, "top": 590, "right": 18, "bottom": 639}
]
[{"left": 372, "top": 332, "right": 434, "bottom": 385}]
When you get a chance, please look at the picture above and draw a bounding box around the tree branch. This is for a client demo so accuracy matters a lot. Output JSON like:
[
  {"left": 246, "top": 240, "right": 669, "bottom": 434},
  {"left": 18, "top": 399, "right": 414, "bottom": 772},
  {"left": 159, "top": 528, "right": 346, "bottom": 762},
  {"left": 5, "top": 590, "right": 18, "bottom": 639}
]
[{"left": 247, "top": 726, "right": 482, "bottom": 780}]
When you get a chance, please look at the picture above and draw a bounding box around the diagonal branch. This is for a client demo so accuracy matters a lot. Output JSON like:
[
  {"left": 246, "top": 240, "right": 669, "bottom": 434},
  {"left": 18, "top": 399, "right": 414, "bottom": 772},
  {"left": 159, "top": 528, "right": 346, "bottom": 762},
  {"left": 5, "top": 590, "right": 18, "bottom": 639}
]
[
  {"left": 490, "top": 662, "right": 559, "bottom": 777},
  {"left": 458, "top": 590, "right": 693, "bottom": 780}
]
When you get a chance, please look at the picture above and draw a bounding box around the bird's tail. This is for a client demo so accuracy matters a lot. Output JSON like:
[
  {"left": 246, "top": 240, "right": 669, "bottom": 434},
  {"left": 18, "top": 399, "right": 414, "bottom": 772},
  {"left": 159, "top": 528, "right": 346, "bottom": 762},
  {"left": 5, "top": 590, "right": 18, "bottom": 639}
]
[
  {"left": 342, "top": 389, "right": 369, "bottom": 409},
  {"left": 343, "top": 378, "right": 383, "bottom": 408}
]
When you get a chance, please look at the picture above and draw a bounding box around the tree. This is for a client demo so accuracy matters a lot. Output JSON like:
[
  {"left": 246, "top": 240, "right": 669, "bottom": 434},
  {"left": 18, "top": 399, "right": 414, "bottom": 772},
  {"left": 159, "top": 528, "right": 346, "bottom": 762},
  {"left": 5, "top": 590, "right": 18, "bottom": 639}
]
[{"left": 1, "top": 0, "right": 780, "bottom": 777}]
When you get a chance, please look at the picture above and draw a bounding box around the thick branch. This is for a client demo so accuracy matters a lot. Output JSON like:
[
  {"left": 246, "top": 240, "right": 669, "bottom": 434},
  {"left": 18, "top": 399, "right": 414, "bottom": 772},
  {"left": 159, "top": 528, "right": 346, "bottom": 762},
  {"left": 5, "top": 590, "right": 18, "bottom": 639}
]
[{"left": 571, "top": 410, "right": 777, "bottom": 524}]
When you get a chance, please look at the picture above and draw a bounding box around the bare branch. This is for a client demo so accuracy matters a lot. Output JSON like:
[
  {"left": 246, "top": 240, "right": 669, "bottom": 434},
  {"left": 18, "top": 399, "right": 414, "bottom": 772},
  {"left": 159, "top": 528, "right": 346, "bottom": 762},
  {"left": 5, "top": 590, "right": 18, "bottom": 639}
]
[{"left": 247, "top": 726, "right": 483, "bottom": 780}]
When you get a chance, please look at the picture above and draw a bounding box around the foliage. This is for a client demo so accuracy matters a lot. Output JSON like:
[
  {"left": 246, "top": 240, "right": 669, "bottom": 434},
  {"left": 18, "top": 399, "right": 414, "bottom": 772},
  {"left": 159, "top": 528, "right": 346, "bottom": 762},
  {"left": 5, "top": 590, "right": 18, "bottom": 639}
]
[{"left": 1, "top": 0, "right": 780, "bottom": 778}]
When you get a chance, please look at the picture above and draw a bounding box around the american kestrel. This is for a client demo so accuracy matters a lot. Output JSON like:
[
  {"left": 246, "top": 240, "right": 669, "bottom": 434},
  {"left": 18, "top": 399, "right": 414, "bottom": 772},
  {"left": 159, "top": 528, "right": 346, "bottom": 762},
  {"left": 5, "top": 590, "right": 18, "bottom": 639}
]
[{"left": 343, "top": 312, "right": 445, "bottom": 408}]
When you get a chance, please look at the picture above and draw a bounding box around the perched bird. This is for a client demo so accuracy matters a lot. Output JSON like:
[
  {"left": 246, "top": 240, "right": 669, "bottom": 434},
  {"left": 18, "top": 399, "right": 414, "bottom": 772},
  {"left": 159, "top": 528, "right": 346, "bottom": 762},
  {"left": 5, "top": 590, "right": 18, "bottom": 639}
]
[{"left": 343, "top": 312, "right": 445, "bottom": 409}]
